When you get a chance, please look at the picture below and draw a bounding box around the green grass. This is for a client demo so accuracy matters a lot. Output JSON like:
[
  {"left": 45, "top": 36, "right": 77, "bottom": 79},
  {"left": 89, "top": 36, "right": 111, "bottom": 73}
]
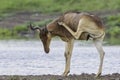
[
  {"left": 0, "top": 0, "right": 120, "bottom": 14},
  {"left": 0, "top": 19, "right": 52, "bottom": 40},
  {"left": 0, "top": 15, "right": 120, "bottom": 44},
  {"left": 104, "top": 14, "right": 120, "bottom": 45},
  {"left": 0, "top": 14, "right": 120, "bottom": 45},
  {"left": 0, "top": 0, "right": 120, "bottom": 44}
]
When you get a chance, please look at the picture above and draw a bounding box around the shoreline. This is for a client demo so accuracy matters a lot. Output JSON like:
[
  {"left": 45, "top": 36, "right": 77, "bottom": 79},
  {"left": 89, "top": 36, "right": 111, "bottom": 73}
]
[{"left": 0, "top": 73, "right": 120, "bottom": 80}]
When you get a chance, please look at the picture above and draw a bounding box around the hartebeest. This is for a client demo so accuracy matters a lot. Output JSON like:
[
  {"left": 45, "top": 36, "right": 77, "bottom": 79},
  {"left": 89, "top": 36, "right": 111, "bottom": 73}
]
[{"left": 28, "top": 11, "right": 105, "bottom": 78}]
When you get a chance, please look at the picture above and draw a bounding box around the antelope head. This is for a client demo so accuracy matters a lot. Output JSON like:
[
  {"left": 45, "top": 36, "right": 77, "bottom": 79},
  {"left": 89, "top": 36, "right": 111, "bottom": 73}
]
[{"left": 28, "top": 23, "right": 51, "bottom": 53}]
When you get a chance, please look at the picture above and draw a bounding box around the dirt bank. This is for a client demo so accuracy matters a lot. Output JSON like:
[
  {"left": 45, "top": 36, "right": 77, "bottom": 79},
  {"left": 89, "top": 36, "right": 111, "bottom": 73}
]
[
  {"left": 0, "top": 73, "right": 120, "bottom": 80},
  {"left": 0, "top": 12, "right": 59, "bottom": 28},
  {"left": 0, "top": 9, "right": 120, "bottom": 28}
]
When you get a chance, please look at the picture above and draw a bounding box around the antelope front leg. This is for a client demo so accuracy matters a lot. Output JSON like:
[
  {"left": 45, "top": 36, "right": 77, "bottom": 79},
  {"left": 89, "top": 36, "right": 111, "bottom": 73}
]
[{"left": 63, "top": 39, "right": 74, "bottom": 76}]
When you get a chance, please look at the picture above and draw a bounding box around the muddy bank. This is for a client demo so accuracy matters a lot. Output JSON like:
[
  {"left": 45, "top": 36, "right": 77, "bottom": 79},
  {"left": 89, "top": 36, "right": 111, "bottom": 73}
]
[
  {"left": 0, "top": 73, "right": 120, "bottom": 80},
  {"left": 0, "top": 12, "right": 59, "bottom": 28},
  {"left": 0, "top": 9, "right": 120, "bottom": 28}
]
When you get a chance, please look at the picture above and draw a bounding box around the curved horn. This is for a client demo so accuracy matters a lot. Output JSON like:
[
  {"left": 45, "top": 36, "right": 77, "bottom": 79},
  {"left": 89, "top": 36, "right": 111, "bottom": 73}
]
[{"left": 28, "top": 22, "right": 41, "bottom": 32}]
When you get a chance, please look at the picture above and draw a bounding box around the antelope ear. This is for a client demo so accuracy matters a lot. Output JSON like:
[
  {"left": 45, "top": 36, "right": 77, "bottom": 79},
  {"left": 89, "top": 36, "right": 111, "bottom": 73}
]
[
  {"left": 36, "top": 25, "right": 41, "bottom": 33},
  {"left": 46, "top": 24, "right": 55, "bottom": 32}
]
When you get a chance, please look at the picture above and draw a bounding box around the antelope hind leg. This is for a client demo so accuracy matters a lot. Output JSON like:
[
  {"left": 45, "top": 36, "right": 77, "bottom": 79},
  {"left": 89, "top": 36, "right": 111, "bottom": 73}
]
[
  {"left": 58, "top": 22, "right": 83, "bottom": 39},
  {"left": 93, "top": 38, "right": 105, "bottom": 78}
]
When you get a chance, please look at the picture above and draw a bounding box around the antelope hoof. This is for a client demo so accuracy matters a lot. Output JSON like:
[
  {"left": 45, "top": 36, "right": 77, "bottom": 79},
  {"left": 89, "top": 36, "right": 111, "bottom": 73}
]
[
  {"left": 95, "top": 72, "right": 101, "bottom": 78},
  {"left": 62, "top": 71, "right": 70, "bottom": 76},
  {"left": 58, "top": 22, "right": 64, "bottom": 25}
]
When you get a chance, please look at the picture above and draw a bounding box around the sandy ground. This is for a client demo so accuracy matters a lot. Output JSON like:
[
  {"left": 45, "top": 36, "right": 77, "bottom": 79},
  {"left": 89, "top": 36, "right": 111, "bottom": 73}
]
[{"left": 0, "top": 73, "right": 120, "bottom": 80}]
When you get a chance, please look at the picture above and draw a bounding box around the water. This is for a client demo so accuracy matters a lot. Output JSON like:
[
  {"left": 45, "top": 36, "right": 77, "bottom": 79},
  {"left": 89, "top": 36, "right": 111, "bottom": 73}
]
[{"left": 0, "top": 40, "right": 120, "bottom": 75}]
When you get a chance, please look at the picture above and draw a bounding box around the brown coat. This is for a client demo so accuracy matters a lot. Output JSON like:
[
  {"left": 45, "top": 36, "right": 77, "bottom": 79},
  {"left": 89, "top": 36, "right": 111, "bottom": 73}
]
[{"left": 47, "top": 12, "right": 104, "bottom": 41}]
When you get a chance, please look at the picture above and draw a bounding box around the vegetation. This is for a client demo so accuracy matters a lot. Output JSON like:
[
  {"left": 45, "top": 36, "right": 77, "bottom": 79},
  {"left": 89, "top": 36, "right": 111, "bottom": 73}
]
[
  {"left": 0, "top": 0, "right": 120, "bottom": 13},
  {"left": 0, "top": 26, "right": 27, "bottom": 39},
  {"left": 105, "top": 15, "right": 120, "bottom": 45},
  {"left": 0, "top": 19, "right": 51, "bottom": 39},
  {"left": 0, "top": 15, "right": 120, "bottom": 45},
  {"left": 0, "top": 0, "right": 120, "bottom": 45}
]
